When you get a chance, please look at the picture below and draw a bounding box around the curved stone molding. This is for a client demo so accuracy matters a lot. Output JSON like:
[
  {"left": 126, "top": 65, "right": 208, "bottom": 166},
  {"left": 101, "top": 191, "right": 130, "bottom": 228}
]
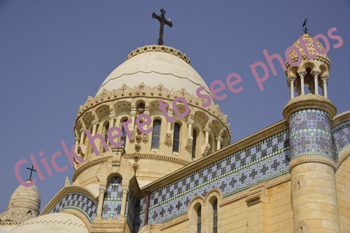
[
  {"left": 48, "top": 192, "right": 98, "bottom": 225},
  {"left": 332, "top": 110, "right": 350, "bottom": 127},
  {"left": 72, "top": 155, "right": 112, "bottom": 182},
  {"left": 126, "top": 45, "right": 191, "bottom": 65},
  {"left": 283, "top": 94, "right": 337, "bottom": 121},
  {"left": 289, "top": 155, "right": 336, "bottom": 173},
  {"left": 123, "top": 153, "right": 190, "bottom": 166}
]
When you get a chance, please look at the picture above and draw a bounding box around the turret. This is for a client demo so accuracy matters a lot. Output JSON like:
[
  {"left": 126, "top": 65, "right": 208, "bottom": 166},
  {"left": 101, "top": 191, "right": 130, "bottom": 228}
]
[{"left": 283, "top": 33, "right": 340, "bottom": 233}]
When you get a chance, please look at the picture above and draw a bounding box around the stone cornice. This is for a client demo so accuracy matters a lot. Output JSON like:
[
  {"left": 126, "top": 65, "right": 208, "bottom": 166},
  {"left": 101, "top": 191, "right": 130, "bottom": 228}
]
[
  {"left": 123, "top": 153, "right": 190, "bottom": 166},
  {"left": 332, "top": 110, "right": 350, "bottom": 127},
  {"left": 138, "top": 119, "right": 288, "bottom": 196},
  {"left": 283, "top": 94, "right": 337, "bottom": 120},
  {"left": 126, "top": 45, "right": 191, "bottom": 65},
  {"left": 289, "top": 155, "right": 336, "bottom": 173}
]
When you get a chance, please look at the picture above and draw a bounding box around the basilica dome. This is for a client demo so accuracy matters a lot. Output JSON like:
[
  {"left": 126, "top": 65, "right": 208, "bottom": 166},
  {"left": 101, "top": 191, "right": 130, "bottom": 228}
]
[
  {"left": 96, "top": 45, "right": 214, "bottom": 104},
  {"left": 9, "top": 213, "right": 89, "bottom": 233}
]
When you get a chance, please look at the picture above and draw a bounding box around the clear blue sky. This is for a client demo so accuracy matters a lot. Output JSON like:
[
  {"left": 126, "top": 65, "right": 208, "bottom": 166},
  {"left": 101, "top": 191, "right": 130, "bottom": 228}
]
[{"left": 0, "top": 1, "right": 349, "bottom": 213}]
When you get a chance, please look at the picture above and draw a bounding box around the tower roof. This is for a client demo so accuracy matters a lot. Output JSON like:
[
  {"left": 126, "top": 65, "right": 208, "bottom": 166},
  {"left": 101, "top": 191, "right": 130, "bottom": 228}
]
[{"left": 286, "top": 33, "right": 330, "bottom": 69}]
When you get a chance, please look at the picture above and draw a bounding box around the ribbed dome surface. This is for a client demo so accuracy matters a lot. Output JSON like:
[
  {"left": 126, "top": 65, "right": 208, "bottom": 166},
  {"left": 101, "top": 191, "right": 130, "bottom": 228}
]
[
  {"left": 7, "top": 182, "right": 41, "bottom": 216},
  {"left": 96, "top": 45, "right": 214, "bottom": 104}
]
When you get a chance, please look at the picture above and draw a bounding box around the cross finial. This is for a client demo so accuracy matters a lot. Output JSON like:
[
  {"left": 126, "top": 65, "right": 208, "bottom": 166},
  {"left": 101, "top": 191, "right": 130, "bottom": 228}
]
[
  {"left": 152, "top": 8, "right": 173, "bottom": 45},
  {"left": 26, "top": 165, "right": 37, "bottom": 181}
]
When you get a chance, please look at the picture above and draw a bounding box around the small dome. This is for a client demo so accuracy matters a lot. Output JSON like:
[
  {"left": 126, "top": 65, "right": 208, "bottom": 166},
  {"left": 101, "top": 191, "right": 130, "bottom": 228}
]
[
  {"left": 286, "top": 33, "right": 330, "bottom": 69},
  {"left": 9, "top": 213, "right": 89, "bottom": 233},
  {"left": 7, "top": 181, "right": 41, "bottom": 217},
  {"left": 96, "top": 45, "right": 214, "bottom": 104}
]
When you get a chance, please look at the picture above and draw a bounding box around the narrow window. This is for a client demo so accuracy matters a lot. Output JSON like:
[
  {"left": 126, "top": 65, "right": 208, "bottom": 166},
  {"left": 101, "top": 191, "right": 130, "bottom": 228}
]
[
  {"left": 197, "top": 206, "right": 201, "bottom": 233},
  {"left": 213, "top": 199, "right": 218, "bottom": 233},
  {"left": 103, "top": 123, "right": 109, "bottom": 152},
  {"left": 151, "top": 120, "right": 161, "bottom": 148},
  {"left": 121, "top": 119, "right": 128, "bottom": 146},
  {"left": 172, "top": 123, "right": 181, "bottom": 152},
  {"left": 192, "top": 129, "right": 197, "bottom": 159}
]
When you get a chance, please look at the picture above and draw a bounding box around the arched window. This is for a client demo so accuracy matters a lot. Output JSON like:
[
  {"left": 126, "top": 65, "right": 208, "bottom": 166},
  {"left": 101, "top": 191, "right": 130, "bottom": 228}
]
[
  {"left": 151, "top": 120, "right": 161, "bottom": 148},
  {"left": 172, "top": 123, "right": 181, "bottom": 152},
  {"left": 103, "top": 123, "right": 109, "bottom": 152},
  {"left": 121, "top": 119, "right": 128, "bottom": 147},
  {"left": 213, "top": 199, "right": 218, "bottom": 233},
  {"left": 197, "top": 206, "right": 201, "bottom": 233},
  {"left": 192, "top": 129, "right": 197, "bottom": 159}
]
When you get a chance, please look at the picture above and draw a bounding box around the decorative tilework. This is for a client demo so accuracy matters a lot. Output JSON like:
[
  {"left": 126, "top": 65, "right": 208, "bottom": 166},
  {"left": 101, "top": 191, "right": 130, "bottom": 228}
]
[
  {"left": 49, "top": 192, "right": 97, "bottom": 225},
  {"left": 102, "top": 176, "right": 123, "bottom": 220},
  {"left": 332, "top": 120, "right": 350, "bottom": 158},
  {"left": 290, "top": 109, "right": 332, "bottom": 159},
  {"left": 126, "top": 186, "right": 139, "bottom": 233},
  {"left": 131, "top": 130, "right": 290, "bottom": 230}
]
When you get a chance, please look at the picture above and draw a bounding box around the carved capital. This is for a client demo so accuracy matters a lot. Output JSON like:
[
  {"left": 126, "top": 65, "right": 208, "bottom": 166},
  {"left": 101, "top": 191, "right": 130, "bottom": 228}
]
[
  {"left": 92, "top": 120, "right": 99, "bottom": 126},
  {"left": 80, "top": 128, "right": 86, "bottom": 133},
  {"left": 165, "top": 131, "right": 172, "bottom": 144},
  {"left": 201, "top": 143, "right": 210, "bottom": 156},
  {"left": 185, "top": 136, "right": 193, "bottom": 149},
  {"left": 187, "top": 119, "right": 194, "bottom": 125},
  {"left": 75, "top": 137, "right": 80, "bottom": 143},
  {"left": 99, "top": 187, "right": 106, "bottom": 194},
  {"left": 122, "top": 187, "right": 129, "bottom": 194}
]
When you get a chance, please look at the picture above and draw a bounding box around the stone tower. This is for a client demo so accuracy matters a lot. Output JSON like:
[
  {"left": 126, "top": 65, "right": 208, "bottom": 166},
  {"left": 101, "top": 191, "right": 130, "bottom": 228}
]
[{"left": 283, "top": 33, "right": 340, "bottom": 232}]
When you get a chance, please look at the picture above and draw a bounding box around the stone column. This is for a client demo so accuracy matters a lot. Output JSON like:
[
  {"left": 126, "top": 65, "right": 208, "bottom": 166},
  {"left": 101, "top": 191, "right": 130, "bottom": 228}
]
[
  {"left": 298, "top": 72, "right": 305, "bottom": 95},
  {"left": 96, "top": 187, "right": 106, "bottom": 219},
  {"left": 185, "top": 118, "right": 194, "bottom": 148},
  {"left": 108, "top": 111, "right": 115, "bottom": 146},
  {"left": 129, "top": 104, "right": 136, "bottom": 141},
  {"left": 165, "top": 108, "right": 173, "bottom": 144},
  {"left": 74, "top": 136, "right": 80, "bottom": 153},
  {"left": 289, "top": 77, "right": 296, "bottom": 99},
  {"left": 283, "top": 95, "right": 340, "bottom": 233},
  {"left": 202, "top": 124, "right": 211, "bottom": 156},
  {"left": 216, "top": 136, "right": 222, "bottom": 151},
  {"left": 322, "top": 76, "right": 329, "bottom": 98},
  {"left": 119, "top": 187, "right": 129, "bottom": 219},
  {"left": 92, "top": 120, "right": 98, "bottom": 136},
  {"left": 313, "top": 72, "right": 319, "bottom": 95},
  {"left": 142, "top": 106, "right": 150, "bottom": 142},
  {"left": 79, "top": 128, "right": 86, "bottom": 145}
]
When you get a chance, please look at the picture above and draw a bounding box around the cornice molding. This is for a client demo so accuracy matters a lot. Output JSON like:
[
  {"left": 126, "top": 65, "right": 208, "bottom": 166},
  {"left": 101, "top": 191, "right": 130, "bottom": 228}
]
[
  {"left": 283, "top": 94, "right": 337, "bottom": 120},
  {"left": 123, "top": 153, "right": 190, "bottom": 166}
]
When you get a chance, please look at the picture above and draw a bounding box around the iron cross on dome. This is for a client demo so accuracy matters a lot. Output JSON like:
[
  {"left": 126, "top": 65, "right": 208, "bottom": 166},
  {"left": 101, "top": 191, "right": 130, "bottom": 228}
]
[{"left": 152, "top": 8, "right": 173, "bottom": 45}]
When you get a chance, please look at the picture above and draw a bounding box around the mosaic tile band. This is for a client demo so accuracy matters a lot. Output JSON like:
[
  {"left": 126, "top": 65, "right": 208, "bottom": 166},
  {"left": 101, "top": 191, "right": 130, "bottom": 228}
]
[
  {"left": 102, "top": 176, "right": 123, "bottom": 220},
  {"left": 289, "top": 109, "right": 332, "bottom": 159},
  {"left": 332, "top": 120, "right": 350, "bottom": 157},
  {"left": 49, "top": 192, "right": 97, "bottom": 225},
  {"left": 132, "top": 130, "right": 290, "bottom": 231}
]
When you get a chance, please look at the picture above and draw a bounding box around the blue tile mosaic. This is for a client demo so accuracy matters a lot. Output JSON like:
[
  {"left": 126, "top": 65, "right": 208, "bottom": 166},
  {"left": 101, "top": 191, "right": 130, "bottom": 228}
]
[
  {"left": 290, "top": 109, "right": 332, "bottom": 159},
  {"left": 332, "top": 120, "right": 350, "bottom": 158},
  {"left": 132, "top": 130, "right": 290, "bottom": 230},
  {"left": 126, "top": 185, "right": 139, "bottom": 233},
  {"left": 49, "top": 192, "right": 97, "bottom": 225},
  {"left": 102, "top": 176, "right": 123, "bottom": 220}
]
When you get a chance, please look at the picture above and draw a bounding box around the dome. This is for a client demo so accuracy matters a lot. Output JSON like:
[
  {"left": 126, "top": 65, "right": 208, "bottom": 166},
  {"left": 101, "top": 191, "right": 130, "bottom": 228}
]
[
  {"left": 0, "top": 181, "right": 41, "bottom": 223},
  {"left": 96, "top": 45, "right": 214, "bottom": 104},
  {"left": 286, "top": 33, "right": 330, "bottom": 69},
  {"left": 9, "top": 213, "right": 89, "bottom": 233},
  {"left": 7, "top": 182, "right": 41, "bottom": 217}
]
